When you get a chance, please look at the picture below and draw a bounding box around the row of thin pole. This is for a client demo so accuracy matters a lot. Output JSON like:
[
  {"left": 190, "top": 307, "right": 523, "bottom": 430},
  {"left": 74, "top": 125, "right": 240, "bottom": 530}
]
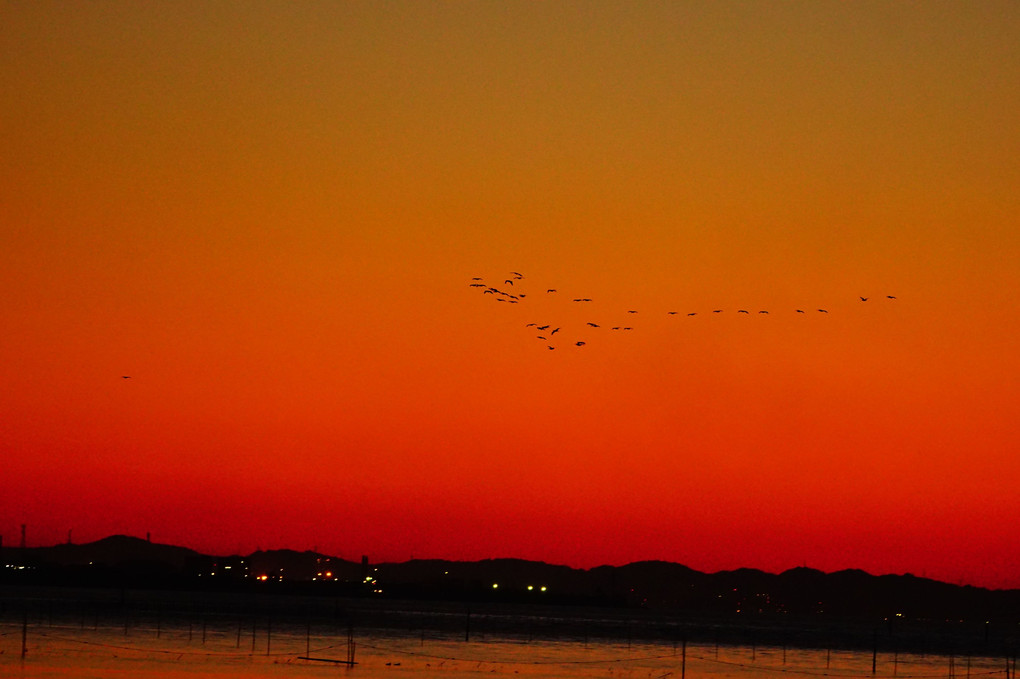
[{"left": 8, "top": 605, "right": 1017, "bottom": 676}]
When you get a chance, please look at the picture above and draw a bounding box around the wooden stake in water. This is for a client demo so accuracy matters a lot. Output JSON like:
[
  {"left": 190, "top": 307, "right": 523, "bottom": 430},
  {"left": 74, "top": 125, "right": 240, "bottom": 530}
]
[
  {"left": 872, "top": 631, "right": 878, "bottom": 675},
  {"left": 21, "top": 608, "right": 28, "bottom": 658},
  {"left": 681, "top": 638, "right": 687, "bottom": 679}
]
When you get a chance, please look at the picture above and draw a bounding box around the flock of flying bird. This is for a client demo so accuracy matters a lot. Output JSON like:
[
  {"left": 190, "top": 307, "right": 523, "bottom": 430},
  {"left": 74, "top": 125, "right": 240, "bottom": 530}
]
[{"left": 469, "top": 272, "right": 897, "bottom": 351}]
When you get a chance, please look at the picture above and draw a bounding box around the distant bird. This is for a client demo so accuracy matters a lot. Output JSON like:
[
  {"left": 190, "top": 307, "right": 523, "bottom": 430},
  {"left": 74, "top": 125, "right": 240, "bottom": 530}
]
[
  {"left": 627, "top": 310, "right": 638, "bottom": 314},
  {"left": 511, "top": 271, "right": 523, "bottom": 278},
  {"left": 575, "top": 341, "right": 586, "bottom": 347},
  {"left": 518, "top": 294, "right": 526, "bottom": 298},
  {"left": 687, "top": 312, "right": 697, "bottom": 316},
  {"left": 537, "top": 325, "right": 550, "bottom": 330},
  {"left": 860, "top": 296, "right": 869, "bottom": 301},
  {"left": 550, "top": 328, "right": 560, "bottom": 335},
  {"left": 504, "top": 279, "right": 514, "bottom": 285},
  {"left": 612, "top": 327, "right": 621, "bottom": 330},
  {"left": 121, "top": 376, "right": 131, "bottom": 379},
  {"left": 572, "top": 298, "right": 592, "bottom": 302},
  {"left": 587, "top": 322, "right": 600, "bottom": 328},
  {"left": 537, "top": 336, "right": 546, "bottom": 340},
  {"left": 469, "top": 283, "right": 485, "bottom": 287},
  {"left": 818, "top": 309, "right": 828, "bottom": 313},
  {"left": 738, "top": 310, "right": 749, "bottom": 314},
  {"left": 483, "top": 289, "right": 494, "bottom": 294},
  {"left": 796, "top": 309, "right": 805, "bottom": 313},
  {"left": 526, "top": 323, "right": 537, "bottom": 327},
  {"left": 547, "top": 289, "right": 557, "bottom": 293},
  {"left": 713, "top": 310, "right": 723, "bottom": 313},
  {"left": 622, "top": 327, "right": 632, "bottom": 330},
  {"left": 667, "top": 311, "right": 677, "bottom": 315},
  {"left": 887, "top": 295, "right": 897, "bottom": 299},
  {"left": 758, "top": 310, "right": 768, "bottom": 314},
  {"left": 471, "top": 277, "right": 482, "bottom": 281},
  {"left": 547, "top": 346, "right": 555, "bottom": 350}
]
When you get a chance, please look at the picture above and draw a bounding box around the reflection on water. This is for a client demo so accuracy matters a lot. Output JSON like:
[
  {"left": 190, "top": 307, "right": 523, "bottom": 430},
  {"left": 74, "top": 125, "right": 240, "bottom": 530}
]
[{"left": 1, "top": 619, "right": 1009, "bottom": 679}]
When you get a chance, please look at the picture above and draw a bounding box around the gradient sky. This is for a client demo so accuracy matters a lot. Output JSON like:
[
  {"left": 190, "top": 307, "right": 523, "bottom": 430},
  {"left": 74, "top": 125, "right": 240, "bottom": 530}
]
[{"left": 2, "top": 1, "right": 1019, "bottom": 589}]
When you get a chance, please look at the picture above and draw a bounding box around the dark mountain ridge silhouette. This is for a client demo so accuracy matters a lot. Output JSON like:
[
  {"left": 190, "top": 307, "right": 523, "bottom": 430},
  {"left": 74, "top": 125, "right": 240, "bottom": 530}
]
[{"left": 5, "top": 535, "right": 1018, "bottom": 622}]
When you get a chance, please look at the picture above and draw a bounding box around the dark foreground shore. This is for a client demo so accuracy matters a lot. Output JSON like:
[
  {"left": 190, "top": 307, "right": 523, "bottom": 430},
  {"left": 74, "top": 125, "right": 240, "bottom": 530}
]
[{"left": 3, "top": 585, "right": 1017, "bottom": 660}]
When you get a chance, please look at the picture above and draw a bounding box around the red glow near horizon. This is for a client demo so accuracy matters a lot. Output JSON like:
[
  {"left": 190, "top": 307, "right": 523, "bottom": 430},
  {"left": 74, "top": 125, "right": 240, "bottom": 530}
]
[{"left": 2, "top": 3, "right": 1019, "bottom": 591}]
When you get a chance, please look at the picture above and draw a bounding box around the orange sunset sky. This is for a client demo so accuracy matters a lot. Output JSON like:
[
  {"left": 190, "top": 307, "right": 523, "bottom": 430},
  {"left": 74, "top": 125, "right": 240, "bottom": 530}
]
[{"left": 2, "top": 2, "right": 1019, "bottom": 589}]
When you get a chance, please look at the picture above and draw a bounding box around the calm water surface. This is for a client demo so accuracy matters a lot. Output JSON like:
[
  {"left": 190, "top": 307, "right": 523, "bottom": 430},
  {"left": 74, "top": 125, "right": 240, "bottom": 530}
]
[{"left": 2, "top": 620, "right": 1006, "bottom": 679}]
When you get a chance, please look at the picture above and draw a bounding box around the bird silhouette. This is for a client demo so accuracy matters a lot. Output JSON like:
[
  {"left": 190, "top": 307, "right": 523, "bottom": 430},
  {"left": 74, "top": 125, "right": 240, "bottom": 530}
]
[
  {"left": 471, "top": 277, "right": 482, "bottom": 281},
  {"left": 738, "top": 310, "right": 749, "bottom": 314},
  {"left": 511, "top": 271, "right": 523, "bottom": 278},
  {"left": 818, "top": 309, "right": 828, "bottom": 313},
  {"left": 860, "top": 297, "right": 869, "bottom": 301},
  {"left": 687, "top": 312, "right": 697, "bottom": 316},
  {"left": 547, "top": 289, "right": 557, "bottom": 293},
  {"left": 627, "top": 310, "right": 638, "bottom": 314},
  {"left": 887, "top": 295, "right": 897, "bottom": 299},
  {"left": 796, "top": 309, "right": 805, "bottom": 313},
  {"left": 713, "top": 310, "right": 723, "bottom": 313},
  {"left": 504, "top": 279, "right": 514, "bottom": 285},
  {"left": 587, "top": 322, "right": 600, "bottom": 328},
  {"left": 550, "top": 328, "right": 560, "bottom": 335},
  {"left": 575, "top": 341, "right": 586, "bottom": 347},
  {"left": 469, "top": 283, "right": 485, "bottom": 287},
  {"left": 537, "top": 325, "right": 550, "bottom": 330},
  {"left": 121, "top": 376, "right": 131, "bottom": 379},
  {"left": 758, "top": 310, "right": 769, "bottom": 314},
  {"left": 667, "top": 311, "right": 677, "bottom": 315}
]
